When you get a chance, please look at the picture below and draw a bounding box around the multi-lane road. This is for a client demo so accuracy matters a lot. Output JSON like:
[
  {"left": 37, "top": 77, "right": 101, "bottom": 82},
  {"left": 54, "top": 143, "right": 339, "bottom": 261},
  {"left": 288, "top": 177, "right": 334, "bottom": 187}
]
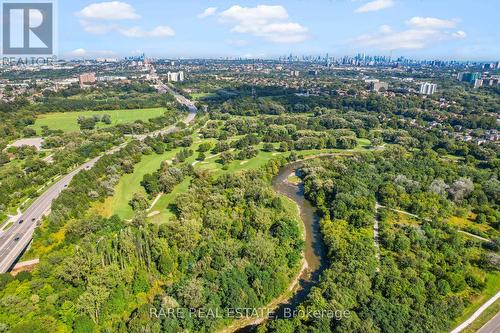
[
  {"left": 0, "top": 156, "right": 101, "bottom": 272},
  {"left": 0, "top": 88, "right": 197, "bottom": 273}
]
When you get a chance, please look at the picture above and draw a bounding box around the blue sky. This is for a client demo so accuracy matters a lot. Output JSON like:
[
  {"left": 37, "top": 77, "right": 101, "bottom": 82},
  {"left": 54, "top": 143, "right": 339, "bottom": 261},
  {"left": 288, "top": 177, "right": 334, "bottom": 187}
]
[{"left": 57, "top": 0, "right": 500, "bottom": 60}]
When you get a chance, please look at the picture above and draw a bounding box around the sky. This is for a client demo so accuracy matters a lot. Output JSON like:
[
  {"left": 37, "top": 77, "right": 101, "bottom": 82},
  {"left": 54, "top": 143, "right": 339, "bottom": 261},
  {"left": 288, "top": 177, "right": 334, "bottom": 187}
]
[{"left": 53, "top": 0, "right": 500, "bottom": 60}]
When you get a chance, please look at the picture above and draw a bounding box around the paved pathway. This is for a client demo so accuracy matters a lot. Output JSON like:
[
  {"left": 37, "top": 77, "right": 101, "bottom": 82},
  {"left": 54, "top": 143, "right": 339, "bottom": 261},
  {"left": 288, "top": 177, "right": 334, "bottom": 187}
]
[{"left": 450, "top": 292, "right": 500, "bottom": 333}]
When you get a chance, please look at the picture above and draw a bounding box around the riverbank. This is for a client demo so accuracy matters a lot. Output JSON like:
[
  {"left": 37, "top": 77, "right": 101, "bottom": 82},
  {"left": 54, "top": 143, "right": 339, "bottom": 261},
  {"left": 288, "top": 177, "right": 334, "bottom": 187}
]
[{"left": 218, "top": 160, "right": 329, "bottom": 332}]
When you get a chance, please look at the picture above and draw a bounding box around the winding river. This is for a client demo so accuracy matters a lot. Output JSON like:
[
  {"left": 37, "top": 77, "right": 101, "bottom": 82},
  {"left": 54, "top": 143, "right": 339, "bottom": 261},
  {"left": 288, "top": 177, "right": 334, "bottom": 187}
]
[
  {"left": 272, "top": 162, "right": 329, "bottom": 304},
  {"left": 233, "top": 161, "right": 329, "bottom": 332}
]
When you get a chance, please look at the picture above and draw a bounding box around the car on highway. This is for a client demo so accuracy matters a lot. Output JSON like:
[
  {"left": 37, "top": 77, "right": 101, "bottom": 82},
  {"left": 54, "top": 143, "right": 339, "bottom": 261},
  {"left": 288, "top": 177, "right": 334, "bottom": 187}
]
[
  {"left": 14, "top": 236, "right": 20, "bottom": 242},
  {"left": 18, "top": 220, "right": 23, "bottom": 224}
]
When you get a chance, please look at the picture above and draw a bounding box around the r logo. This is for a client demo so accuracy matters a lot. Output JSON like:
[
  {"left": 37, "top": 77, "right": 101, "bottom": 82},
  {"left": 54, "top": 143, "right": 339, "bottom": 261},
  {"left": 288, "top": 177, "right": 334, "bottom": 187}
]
[{"left": 2, "top": 2, "right": 53, "bottom": 55}]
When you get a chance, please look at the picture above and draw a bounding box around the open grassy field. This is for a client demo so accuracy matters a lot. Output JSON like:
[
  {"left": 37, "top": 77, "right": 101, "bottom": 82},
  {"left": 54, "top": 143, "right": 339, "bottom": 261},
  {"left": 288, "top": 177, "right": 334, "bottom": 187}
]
[
  {"left": 448, "top": 214, "right": 498, "bottom": 238},
  {"left": 357, "top": 138, "right": 372, "bottom": 148},
  {"left": 104, "top": 136, "right": 218, "bottom": 221},
  {"left": 196, "top": 149, "right": 280, "bottom": 175},
  {"left": 148, "top": 177, "right": 192, "bottom": 225},
  {"left": 99, "top": 133, "right": 372, "bottom": 224},
  {"left": 30, "top": 108, "right": 168, "bottom": 134},
  {"left": 145, "top": 138, "right": 373, "bottom": 223},
  {"left": 196, "top": 143, "right": 368, "bottom": 177},
  {"left": 108, "top": 149, "right": 180, "bottom": 220}
]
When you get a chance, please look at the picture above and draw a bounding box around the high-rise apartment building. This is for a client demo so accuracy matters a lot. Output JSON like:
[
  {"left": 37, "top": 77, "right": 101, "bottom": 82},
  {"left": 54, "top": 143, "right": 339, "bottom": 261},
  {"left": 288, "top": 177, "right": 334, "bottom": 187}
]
[
  {"left": 167, "top": 71, "right": 185, "bottom": 82},
  {"left": 459, "top": 72, "right": 480, "bottom": 83},
  {"left": 419, "top": 82, "right": 437, "bottom": 95}
]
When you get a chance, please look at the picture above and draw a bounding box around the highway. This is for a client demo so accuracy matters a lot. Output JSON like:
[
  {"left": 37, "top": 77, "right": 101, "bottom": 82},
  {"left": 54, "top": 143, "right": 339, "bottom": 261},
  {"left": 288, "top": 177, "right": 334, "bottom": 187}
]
[
  {"left": 0, "top": 88, "right": 197, "bottom": 273},
  {"left": 0, "top": 156, "right": 100, "bottom": 272}
]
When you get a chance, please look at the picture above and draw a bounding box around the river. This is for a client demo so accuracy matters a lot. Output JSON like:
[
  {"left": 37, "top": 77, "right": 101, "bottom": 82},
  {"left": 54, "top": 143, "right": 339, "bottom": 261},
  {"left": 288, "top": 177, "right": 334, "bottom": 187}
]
[{"left": 235, "top": 161, "right": 329, "bottom": 332}]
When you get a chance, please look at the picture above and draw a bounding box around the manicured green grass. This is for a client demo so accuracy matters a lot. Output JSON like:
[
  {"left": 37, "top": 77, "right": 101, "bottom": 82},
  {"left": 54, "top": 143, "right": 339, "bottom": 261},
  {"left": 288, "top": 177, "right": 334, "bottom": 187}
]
[
  {"left": 109, "top": 149, "right": 179, "bottom": 219},
  {"left": 443, "top": 154, "right": 464, "bottom": 160},
  {"left": 197, "top": 141, "right": 371, "bottom": 177},
  {"left": 30, "top": 108, "right": 168, "bottom": 134},
  {"left": 197, "top": 150, "right": 275, "bottom": 176},
  {"left": 111, "top": 135, "right": 218, "bottom": 221},
  {"left": 3, "top": 222, "right": 13, "bottom": 231},
  {"left": 357, "top": 138, "right": 372, "bottom": 148},
  {"left": 145, "top": 137, "right": 218, "bottom": 224},
  {"left": 118, "top": 137, "right": 372, "bottom": 223},
  {"left": 147, "top": 139, "right": 370, "bottom": 223},
  {"left": 0, "top": 214, "right": 7, "bottom": 226},
  {"left": 148, "top": 177, "right": 192, "bottom": 225}
]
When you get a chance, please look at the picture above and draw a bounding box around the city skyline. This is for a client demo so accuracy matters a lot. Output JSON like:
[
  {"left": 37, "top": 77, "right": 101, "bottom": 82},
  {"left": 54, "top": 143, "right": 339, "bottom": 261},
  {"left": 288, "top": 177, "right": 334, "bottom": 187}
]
[{"left": 54, "top": 0, "right": 500, "bottom": 61}]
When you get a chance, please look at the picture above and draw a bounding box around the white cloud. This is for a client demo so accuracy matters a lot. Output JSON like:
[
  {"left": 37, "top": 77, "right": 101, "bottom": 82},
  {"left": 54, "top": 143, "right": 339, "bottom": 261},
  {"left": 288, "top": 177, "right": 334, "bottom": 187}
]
[
  {"left": 254, "top": 22, "right": 308, "bottom": 43},
  {"left": 67, "top": 48, "right": 87, "bottom": 57},
  {"left": 198, "top": 7, "right": 217, "bottom": 19},
  {"left": 355, "top": 17, "right": 466, "bottom": 50},
  {"left": 218, "top": 5, "right": 308, "bottom": 43},
  {"left": 118, "top": 26, "right": 175, "bottom": 38},
  {"left": 357, "top": 29, "right": 438, "bottom": 49},
  {"left": 66, "top": 48, "right": 115, "bottom": 58},
  {"left": 78, "top": 1, "right": 140, "bottom": 20},
  {"left": 406, "top": 17, "right": 458, "bottom": 29},
  {"left": 379, "top": 24, "right": 392, "bottom": 33},
  {"left": 220, "top": 5, "right": 289, "bottom": 23},
  {"left": 77, "top": 2, "right": 174, "bottom": 38},
  {"left": 355, "top": 0, "right": 394, "bottom": 13}
]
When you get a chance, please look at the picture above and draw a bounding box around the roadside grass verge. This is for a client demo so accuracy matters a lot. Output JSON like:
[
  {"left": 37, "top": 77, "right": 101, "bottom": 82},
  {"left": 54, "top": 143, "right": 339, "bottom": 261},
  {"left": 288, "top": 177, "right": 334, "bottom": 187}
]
[
  {"left": 451, "top": 272, "right": 500, "bottom": 330},
  {"left": 462, "top": 298, "right": 500, "bottom": 333}
]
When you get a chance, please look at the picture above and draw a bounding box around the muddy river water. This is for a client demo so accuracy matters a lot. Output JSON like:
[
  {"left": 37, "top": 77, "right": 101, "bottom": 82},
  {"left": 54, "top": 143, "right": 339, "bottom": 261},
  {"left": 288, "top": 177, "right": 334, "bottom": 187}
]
[{"left": 235, "top": 161, "right": 329, "bottom": 332}]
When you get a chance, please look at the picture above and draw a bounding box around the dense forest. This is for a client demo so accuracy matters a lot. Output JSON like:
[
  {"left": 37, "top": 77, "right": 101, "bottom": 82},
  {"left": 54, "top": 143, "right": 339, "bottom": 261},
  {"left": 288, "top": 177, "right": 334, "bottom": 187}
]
[
  {"left": 0, "top": 140, "right": 303, "bottom": 332},
  {"left": 0, "top": 68, "right": 498, "bottom": 333},
  {"left": 262, "top": 149, "right": 499, "bottom": 333}
]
